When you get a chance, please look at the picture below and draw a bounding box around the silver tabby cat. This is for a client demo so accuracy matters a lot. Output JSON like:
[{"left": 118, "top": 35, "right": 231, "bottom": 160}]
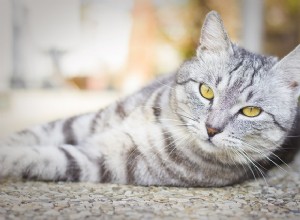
[{"left": 1, "top": 11, "right": 300, "bottom": 187}]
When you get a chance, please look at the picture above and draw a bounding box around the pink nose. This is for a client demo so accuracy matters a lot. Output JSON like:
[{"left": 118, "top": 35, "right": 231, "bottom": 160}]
[{"left": 206, "top": 125, "right": 220, "bottom": 137}]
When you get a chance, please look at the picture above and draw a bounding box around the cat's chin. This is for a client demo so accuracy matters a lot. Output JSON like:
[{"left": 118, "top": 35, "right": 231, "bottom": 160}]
[
  {"left": 195, "top": 137, "right": 221, "bottom": 153},
  {"left": 193, "top": 138, "right": 237, "bottom": 165}
]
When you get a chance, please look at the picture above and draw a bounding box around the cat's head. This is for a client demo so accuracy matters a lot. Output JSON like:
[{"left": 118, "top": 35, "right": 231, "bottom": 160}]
[{"left": 173, "top": 11, "right": 300, "bottom": 165}]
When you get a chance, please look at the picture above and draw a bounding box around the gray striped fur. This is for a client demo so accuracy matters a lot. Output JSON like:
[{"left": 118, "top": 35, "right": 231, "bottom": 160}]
[{"left": 0, "top": 11, "right": 300, "bottom": 187}]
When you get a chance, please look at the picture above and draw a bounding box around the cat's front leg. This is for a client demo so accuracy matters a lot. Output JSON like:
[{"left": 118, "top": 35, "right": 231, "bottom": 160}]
[{"left": 0, "top": 143, "right": 101, "bottom": 182}]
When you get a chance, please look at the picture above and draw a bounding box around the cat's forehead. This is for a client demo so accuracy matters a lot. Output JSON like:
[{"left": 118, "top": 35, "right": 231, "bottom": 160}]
[{"left": 208, "top": 46, "right": 277, "bottom": 91}]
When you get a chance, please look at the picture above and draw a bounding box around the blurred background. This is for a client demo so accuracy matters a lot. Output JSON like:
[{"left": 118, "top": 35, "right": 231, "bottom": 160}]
[{"left": 0, "top": 0, "right": 299, "bottom": 137}]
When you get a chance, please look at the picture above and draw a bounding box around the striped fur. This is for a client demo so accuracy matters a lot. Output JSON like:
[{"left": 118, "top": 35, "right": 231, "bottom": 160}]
[{"left": 0, "top": 11, "right": 300, "bottom": 187}]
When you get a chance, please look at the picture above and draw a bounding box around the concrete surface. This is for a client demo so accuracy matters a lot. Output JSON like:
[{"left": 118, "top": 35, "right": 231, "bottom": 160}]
[{"left": 1, "top": 153, "right": 300, "bottom": 220}]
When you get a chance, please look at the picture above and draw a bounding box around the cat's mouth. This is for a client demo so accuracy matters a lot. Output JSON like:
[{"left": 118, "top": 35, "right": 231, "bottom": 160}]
[
  {"left": 205, "top": 138, "right": 218, "bottom": 147},
  {"left": 195, "top": 137, "right": 221, "bottom": 153}
]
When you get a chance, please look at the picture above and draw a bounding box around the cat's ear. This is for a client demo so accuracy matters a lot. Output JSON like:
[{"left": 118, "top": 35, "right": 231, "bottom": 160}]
[
  {"left": 272, "top": 45, "right": 300, "bottom": 97},
  {"left": 197, "top": 11, "right": 233, "bottom": 56}
]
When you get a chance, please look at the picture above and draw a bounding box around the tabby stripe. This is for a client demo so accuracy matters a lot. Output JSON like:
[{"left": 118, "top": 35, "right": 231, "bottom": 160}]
[
  {"left": 126, "top": 134, "right": 157, "bottom": 184},
  {"left": 240, "top": 64, "right": 263, "bottom": 93},
  {"left": 229, "top": 60, "right": 244, "bottom": 74},
  {"left": 126, "top": 146, "right": 141, "bottom": 184},
  {"left": 265, "top": 112, "right": 288, "bottom": 132},
  {"left": 160, "top": 129, "right": 200, "bottom": 185},
  {"left": 48, "top": 120, "right": 57, "bottom": 130},
  {"left": 189, "top": 145, "right": 231, "bottom": 167},
  {"left": 59, "top": 147, "right": 81, "bottom": 181},
  {"left": 125, "top": 133, "right": 143, "bottom": 184},
  {"left": 252, "top": 127, "right": 265, "bottom": 132},
  {"left": 63, "top": 116, "right": 78, "bottom": 145},
  {"left": 175, "top": 78, "right": 198, "bottom": 86},
  {"left": 152, "top": 89, "right": 164, "bottom": 121},
  {"left": 147, "top": 135, "right": 174, "bottom": 184},
  {"left": 98, "top": 156, "right": 112, "bottom": 183},
  {"left": 246, "top": 90, "right": 254, "bottom": 102},
  {"left": 42, "top": 120, "right": 57, "bottom": 134},
  {"left": 239, "top": 70, "right": 256, "bottom": 93},
  {"left": 141, "top": 88, "right": 154, "bottom": 113},
  {"left": 227, "top": 60, "right": 244, "bottom": 87},
  {"left": 90, "top": 110, "right": 103, "bottom": 133},
  {"left": 151, "top": 149, "right": 190, "bottom": 185},
  {"left": 177, "top": 111, "right": 189, "bottom": 124},
  {"left": 116, "top": 102, "right": 127, "bottom": 119},
  {"left": 17, "top": 129, "right": 40, "bottom": 145},
  {"left": 22, "top": 163, "right": 37, "bottom": 180},
  {"left": 163, "top": 130, "right": 199, "bottom": 172},
  {"left": 189, "top": 142, "right": 250, "bottom": 172},
  {"left": 216, "top": 76, "right": 222, "bottom": 86}
]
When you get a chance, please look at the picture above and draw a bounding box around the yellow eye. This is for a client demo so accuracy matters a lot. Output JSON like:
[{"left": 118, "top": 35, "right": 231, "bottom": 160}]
[
  {"left": 241, "top": 106, "right": 262, "bottom": 117},
  {"left": 200, "top": 84, "right": 214, "bottom": 100}
]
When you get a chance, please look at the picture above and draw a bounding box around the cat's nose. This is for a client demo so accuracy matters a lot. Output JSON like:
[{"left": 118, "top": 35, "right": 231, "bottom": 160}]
[{"left": 206, "top": 124, "right": 221, "bottom": 138}]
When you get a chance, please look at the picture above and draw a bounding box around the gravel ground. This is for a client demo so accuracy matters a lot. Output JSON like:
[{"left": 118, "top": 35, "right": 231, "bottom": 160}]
[{"left": 1, "top": 153, "right": 300, "bottom": 220}]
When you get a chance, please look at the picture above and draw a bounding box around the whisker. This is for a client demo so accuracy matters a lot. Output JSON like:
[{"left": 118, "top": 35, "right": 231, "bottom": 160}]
[
  {"left": 153, "top": 79, "right": 177, "bottom": 92},
  {"left": 242, "top": 138, "right": 293, "bottom": 170},
  {"left": 159, "top": 128, "right": 187, "bottom": 136},
  {"left": 241, "top": 141, "right": 289, "bottom": 173},
  {"left": 177, "top": 105, "right": 193, "bottom": 117},
  {"left": 159, "top": 118, "right": 186, "bottom": 123},
  {"left": 233, "top": 149, "right": 258, "bottom": 182},
  {"left": 228, "top": 135, "right": 292, "bottom": 170},
  {"left": 238, "top": 148, "right": 268, "bottom": 186},
  {"left": 152, "top": 133, "right": 192, "bottom": 168},
  {"left": 176, "top": 124, "right": 192, "bottom": 127},
  {"left": 176, "top": 112, "right": 198, "bottom": 122},
  {"left": 285, "top": 135, "right": 300, "bottom": 138}
]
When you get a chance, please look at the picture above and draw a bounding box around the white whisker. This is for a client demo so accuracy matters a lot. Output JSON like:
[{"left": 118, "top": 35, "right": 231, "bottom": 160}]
[{"left": 238, "top": 148, "right": 268, "bottom": 186}]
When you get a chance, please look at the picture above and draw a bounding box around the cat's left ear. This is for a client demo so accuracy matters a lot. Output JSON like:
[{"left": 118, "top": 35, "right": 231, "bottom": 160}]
[
  {"left": 197, "top": 11, "right": 234, "bottom": 57},
  {"left": 272, "top": 45, "right": 300, "bottom": 97}
]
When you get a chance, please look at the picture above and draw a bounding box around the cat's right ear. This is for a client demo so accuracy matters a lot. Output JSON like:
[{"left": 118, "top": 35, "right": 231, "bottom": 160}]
[
  {"left": 197, "top": 11, "right": 233, "bottom": 57},
  {"left": 272, "top": 45, "right": 300, "bottom": 98}
]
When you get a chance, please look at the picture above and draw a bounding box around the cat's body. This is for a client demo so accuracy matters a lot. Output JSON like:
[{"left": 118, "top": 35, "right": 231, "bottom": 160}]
[{"left": 1, "top": 11, "right": 300, "bottom": 187}]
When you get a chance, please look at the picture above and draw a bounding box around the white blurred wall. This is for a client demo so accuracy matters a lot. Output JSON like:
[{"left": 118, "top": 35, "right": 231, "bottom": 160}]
[
  {"left": 4, "top": 0, "right": 133, "bottom": 87},
  {"left": 21, "top": 0, "right": 81, "bottom": 86},
  {"left": 0, "top": 0, "right": 12, "bottom": 91}
]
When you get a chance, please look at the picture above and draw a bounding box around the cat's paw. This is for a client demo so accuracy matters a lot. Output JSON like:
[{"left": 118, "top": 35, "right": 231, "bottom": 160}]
[{"left": 0, "top": 146, "right": 24, "bottom": 179}]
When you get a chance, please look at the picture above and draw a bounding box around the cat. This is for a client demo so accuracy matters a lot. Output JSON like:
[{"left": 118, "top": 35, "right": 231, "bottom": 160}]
[{"left": 0, "top": 11, "right": 299, "bottom": 187}]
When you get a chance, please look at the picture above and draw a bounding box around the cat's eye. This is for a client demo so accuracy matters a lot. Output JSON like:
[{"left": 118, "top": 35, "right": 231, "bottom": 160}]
[
  {"left": 200, "top": 84, "right": 214, "bottom": 100},
  {"left": 241, "top": 106, "right": 262, "bottom": 117}
]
